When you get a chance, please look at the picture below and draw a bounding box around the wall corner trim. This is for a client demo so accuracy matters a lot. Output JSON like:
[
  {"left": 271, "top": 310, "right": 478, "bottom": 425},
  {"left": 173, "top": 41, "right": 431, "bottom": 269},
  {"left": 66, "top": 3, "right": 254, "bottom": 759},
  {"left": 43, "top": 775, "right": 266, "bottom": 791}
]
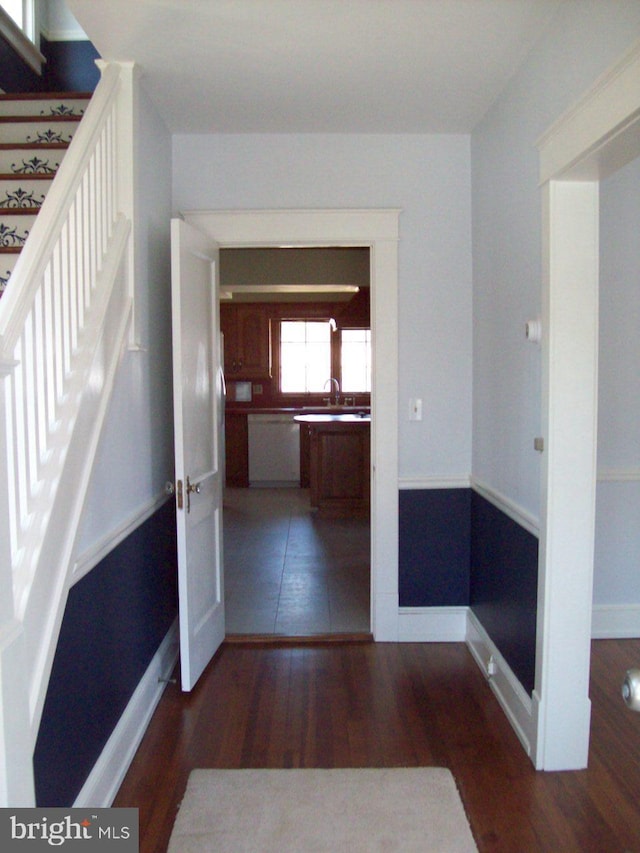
[{"left": 72, "top": 620, "right": 179, "bottom": 808}]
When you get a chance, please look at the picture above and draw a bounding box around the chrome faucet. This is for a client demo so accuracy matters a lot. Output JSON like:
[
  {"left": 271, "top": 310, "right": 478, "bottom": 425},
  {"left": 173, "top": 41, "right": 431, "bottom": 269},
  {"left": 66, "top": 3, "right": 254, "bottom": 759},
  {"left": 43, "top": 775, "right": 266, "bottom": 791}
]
[{"left": 324, "top": 377, "right": 340, "bottom": 405}]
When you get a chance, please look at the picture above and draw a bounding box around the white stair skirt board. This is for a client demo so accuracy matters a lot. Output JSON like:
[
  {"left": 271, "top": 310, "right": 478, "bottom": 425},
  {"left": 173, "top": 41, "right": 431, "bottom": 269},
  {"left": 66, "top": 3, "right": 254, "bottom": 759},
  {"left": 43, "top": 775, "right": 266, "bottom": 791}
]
[{"left": 73, "top": 620, "right": 179, "bottom": 808}]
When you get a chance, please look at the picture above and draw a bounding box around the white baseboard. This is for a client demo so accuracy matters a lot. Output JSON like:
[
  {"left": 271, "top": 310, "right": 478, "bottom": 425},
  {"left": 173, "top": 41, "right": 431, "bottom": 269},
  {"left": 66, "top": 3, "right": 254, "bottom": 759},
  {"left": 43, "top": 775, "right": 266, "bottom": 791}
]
[
  {"left": 73, "top": 619, "right": 179, "bottom": 808},
  {"left": 465, "top": 610, "right": 534, "bottom": 758},
  {"left": 592, "top": 604, "right": 640, "bottom": 638},
  {"left": 398, "top": 607, "right": 468, "bottom": 641}
]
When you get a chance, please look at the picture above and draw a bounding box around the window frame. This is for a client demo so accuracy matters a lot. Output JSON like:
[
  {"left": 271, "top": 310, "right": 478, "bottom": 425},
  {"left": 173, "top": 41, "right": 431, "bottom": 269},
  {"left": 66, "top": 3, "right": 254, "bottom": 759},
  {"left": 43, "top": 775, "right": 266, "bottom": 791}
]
[{"left": 275, "top": 315, "right": 371, "bottom": 401}]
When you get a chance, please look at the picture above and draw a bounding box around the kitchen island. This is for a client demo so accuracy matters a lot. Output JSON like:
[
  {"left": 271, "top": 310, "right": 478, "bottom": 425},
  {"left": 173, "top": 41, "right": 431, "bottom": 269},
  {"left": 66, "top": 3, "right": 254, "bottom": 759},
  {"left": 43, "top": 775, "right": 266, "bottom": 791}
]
[{"left": 294, "top": 413, "right": 371, "bottom": 517}]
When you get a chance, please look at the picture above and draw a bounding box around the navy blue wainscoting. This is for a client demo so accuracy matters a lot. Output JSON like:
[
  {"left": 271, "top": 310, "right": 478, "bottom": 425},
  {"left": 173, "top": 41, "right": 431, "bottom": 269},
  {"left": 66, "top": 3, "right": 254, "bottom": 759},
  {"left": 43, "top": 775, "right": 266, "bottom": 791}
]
[
  {"left": 399, "top": 488, "right": 471, "bottom": 607},
  {"left": 470, "top": 491, "right": 538, "bottom": 695},
  {"left": 33, "top": 500, "right": 178, "bottom": 807}
]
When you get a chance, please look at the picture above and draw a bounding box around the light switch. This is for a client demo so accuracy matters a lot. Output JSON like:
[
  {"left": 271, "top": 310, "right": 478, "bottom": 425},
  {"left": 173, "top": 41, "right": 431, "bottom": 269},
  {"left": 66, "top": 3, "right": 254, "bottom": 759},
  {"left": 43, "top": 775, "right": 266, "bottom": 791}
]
[{"left": 409, "top": 398, "right": 423, "bottom": 421}]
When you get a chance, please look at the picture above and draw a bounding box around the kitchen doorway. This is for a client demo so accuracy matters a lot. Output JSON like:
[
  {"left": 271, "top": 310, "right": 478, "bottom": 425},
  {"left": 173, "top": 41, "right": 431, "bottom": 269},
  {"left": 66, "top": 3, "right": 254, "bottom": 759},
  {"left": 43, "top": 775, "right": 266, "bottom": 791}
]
[
  {"left": 183, "top": 208, "right": 400, "bottom": 641},
  {"left": 220, "top": 246, "right": 371, "bottom": 637}
]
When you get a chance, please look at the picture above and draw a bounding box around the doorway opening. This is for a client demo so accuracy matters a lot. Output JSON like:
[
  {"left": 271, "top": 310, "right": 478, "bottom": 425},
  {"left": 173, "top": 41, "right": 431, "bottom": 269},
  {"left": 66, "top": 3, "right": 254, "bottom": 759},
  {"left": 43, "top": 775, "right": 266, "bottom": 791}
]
[
  {"left": 219, "top": 246, "right": 371, "bottom": 637},
  {"left": 183, "top": 208, "right": 401, "bottom": 642}
]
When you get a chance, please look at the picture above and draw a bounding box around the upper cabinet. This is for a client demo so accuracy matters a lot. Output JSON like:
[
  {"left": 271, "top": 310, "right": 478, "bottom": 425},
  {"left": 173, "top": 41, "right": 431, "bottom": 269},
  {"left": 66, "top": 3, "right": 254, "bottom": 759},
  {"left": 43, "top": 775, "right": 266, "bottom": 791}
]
[{"left": 220, "top": 304, "right": 272, "bottom": 379}]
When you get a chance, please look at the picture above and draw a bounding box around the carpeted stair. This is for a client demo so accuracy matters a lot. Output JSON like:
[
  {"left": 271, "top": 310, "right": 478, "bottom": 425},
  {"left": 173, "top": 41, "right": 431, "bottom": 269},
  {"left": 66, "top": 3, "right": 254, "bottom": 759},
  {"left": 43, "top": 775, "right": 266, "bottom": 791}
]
[{"left": 0, "top": 91, "right": 91, "bottom": 296}]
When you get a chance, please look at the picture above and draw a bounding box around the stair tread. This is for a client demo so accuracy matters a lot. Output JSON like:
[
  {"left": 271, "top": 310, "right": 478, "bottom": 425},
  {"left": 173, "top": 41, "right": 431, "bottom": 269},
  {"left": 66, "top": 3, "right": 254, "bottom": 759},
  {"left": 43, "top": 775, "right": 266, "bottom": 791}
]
[
  {"left": 0, "top": 91, "right": 92, "bottom": 100},
  {"left": 0, "top": 94, "right": 84, "bottom": 297},
  {"left": 0, "top": 173, "right": 55, "bottom": 179},
  {"left": 0, "top": 207, "right": 41, "bottom": 214},
  {"left": 0, "top": 115, "right": 83, "bottom": 123},
  {"left": 0, "top": 142, "right": 69, "bottom": 150}
]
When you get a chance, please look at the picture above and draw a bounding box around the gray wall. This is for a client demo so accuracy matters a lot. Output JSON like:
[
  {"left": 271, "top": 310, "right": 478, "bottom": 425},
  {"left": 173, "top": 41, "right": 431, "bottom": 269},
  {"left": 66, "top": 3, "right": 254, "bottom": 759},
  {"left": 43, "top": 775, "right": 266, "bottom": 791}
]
[
  {"left": 77, "top": 81, "right": 174, "bottom": 555},
  {"left": 172, "top": 133, "right": 473, "bottom": 483},
  {"left": 471, "top": 0, "right": 640, "bottom": 530}
]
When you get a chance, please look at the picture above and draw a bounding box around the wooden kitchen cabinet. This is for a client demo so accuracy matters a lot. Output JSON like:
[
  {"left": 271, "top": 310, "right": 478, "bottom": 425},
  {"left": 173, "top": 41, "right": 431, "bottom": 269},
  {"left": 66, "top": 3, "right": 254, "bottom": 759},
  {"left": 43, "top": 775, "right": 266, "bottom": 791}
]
[
  {"left": 224, "top": 412, "right": 249, "bottom": 487},
  {"left": 220, "top": 304, "right": 271, "bottom": 379},
  {"left": 307, "top": 420, "right": 370, "bottom": 516},
  {"left": 299, "top": 422, "right": 311, "bottom": 488}
]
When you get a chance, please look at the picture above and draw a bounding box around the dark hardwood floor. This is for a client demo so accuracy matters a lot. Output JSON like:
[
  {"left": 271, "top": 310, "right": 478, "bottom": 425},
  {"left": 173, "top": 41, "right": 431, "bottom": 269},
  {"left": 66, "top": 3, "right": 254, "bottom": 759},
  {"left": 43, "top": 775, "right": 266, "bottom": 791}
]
[{"left": 113, "top": 638, "right": 640, "bottom": 852}]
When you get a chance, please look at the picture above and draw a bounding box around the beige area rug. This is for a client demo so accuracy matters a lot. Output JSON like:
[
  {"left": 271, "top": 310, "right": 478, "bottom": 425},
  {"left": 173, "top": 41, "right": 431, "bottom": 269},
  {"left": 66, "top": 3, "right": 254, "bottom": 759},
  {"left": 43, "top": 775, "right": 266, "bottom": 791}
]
[{"left": 168, "top": 767, "right": 478, "bottom": 852}]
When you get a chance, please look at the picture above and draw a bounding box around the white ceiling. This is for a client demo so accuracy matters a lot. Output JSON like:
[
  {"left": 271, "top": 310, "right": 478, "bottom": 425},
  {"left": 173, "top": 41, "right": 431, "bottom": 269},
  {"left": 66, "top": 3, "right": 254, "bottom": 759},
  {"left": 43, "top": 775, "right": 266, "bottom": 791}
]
[{"left": 67, "top": 0, "right": 564, "bottom": 134}]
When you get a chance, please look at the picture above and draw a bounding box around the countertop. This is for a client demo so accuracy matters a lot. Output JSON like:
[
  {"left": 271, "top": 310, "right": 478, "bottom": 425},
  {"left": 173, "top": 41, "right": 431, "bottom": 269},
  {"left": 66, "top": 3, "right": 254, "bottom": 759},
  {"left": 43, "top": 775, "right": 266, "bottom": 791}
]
[
  {"left": 294, "top": 413, "right": 371, "bottom": 424},
  {"left": 226, "top": 406, "right": 371, "bottom": 416}
]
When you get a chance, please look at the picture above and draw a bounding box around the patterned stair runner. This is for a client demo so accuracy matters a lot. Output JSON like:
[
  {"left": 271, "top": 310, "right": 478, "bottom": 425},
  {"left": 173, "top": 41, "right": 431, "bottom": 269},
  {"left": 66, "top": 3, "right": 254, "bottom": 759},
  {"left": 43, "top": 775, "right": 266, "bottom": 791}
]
[{"left": 0, "top": 92, "right": 91, "bottom": 295}]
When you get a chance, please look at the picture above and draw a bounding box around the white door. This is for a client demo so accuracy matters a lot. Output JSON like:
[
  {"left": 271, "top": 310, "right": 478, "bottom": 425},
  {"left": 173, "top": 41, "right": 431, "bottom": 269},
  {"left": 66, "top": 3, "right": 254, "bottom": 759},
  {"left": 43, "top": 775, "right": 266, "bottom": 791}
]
[{"left": 171, "top": 218, "right": 225, "bottom": 691}]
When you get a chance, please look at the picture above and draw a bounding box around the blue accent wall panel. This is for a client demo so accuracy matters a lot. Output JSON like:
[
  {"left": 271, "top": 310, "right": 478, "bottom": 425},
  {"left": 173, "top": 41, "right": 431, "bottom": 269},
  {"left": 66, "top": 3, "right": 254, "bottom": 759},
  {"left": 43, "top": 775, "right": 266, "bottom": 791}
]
[
  {"left": 33, "top": 500, "right": 178, "bottom": 806},
  {"left": 41, "top": 38, "right": 100, "bottom": 92},
  {"left": 399, "top": 488, "right": 471, "bottom": 607},
  {"left": 470, "top": 491, "right": 538, "bottom": 695},
  {"left": 0, "top": 34, "right": 42, "bottom": 92},
  {"left": 0, "top": 36, "right": 99, "bottom": 93}
]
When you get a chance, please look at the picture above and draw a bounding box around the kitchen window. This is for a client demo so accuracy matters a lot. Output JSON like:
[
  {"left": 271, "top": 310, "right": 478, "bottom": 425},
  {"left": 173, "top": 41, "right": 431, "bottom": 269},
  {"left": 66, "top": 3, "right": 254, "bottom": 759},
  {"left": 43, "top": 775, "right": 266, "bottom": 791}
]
[
  {"left": 280, "top": 320, "right": 331, "bottom": 393},
  {"left": 279, "top": 319, "right": 371, "bottom": 395},
  {"left": 341, "top": 328, "right": 371, "bottom": 393}
]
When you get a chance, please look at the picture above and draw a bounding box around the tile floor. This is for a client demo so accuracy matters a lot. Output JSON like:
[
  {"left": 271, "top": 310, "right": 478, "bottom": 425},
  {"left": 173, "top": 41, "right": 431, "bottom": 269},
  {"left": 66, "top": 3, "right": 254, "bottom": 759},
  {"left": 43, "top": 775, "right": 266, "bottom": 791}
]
[{"left": 223, "top": 487, "right": 370, "bottom": 636}]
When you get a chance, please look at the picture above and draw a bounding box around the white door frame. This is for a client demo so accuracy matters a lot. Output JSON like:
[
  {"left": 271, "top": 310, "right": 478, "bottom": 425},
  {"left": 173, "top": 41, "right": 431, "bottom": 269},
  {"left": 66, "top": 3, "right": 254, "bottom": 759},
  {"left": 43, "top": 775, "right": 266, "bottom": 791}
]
[
  {"left": 534, "top": 42, "right": 640, "bottom": 770},
  {"left": 184, "top": 208, "right": 401, "bottom": 640}
]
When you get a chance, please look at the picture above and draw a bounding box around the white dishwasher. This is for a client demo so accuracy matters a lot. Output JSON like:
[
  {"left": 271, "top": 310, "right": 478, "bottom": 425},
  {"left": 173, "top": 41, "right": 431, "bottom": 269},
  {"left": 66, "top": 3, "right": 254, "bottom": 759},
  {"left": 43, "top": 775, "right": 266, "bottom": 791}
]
[{"left": 248, "top": 414, "right": 300, "bottom": 485}]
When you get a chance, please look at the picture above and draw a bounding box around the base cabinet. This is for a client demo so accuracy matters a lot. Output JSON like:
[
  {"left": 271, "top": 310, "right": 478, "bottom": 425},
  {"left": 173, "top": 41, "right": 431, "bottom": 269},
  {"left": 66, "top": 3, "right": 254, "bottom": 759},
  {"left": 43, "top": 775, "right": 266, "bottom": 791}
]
[
  {"left": 225, "top": 413, "right": 249, "bottom": 487},
  {"left": 308, "top": 422, "right": 370, "bottom": 516}
]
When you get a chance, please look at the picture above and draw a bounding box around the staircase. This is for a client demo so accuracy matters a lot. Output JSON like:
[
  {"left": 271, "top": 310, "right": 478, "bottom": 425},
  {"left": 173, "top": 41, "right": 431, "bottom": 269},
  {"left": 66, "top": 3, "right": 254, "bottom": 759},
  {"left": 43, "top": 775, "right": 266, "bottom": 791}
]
[
  {"left": 0, "top": 92, "right": 91, "bottom": 296},
  {"left": 0, "top": 62, "right": 137, "bottom": 806}
]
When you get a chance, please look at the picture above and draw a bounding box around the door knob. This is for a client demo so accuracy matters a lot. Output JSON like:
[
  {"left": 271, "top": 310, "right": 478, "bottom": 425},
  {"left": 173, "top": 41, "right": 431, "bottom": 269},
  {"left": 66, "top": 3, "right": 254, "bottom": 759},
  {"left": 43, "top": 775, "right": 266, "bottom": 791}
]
[{"left": 186, "top": 476, "right": 201, "bottom": 513}]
